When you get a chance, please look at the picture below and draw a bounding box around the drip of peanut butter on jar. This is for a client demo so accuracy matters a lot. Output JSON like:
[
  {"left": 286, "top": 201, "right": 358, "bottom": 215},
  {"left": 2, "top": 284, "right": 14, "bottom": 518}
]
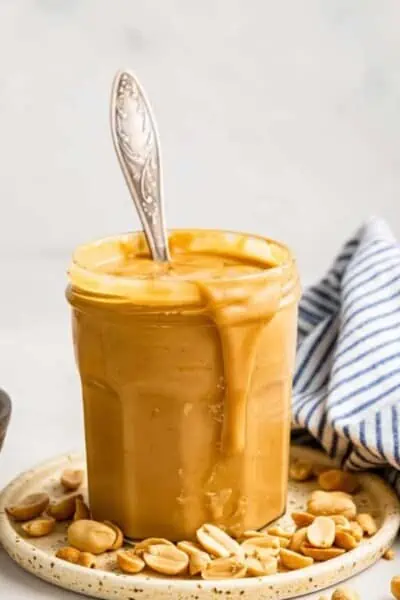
[
  {"left": 67, "top": 229, "right": 299, "bottom": 539},
  {"left": 197, "top": 274, "right": 282, "bottom": 455}
]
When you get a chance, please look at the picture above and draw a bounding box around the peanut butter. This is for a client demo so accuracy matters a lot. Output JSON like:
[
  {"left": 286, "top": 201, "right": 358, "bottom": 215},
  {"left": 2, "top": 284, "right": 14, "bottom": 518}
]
[{"left": 67, "top": 229, "right": 300, "bottom": 540}]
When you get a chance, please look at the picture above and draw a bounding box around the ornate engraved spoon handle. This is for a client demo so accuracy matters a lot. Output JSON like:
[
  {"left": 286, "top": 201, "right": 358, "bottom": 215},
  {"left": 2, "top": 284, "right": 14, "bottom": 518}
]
[{"left": 110, "top": 70, "right": 170, "bottom": 262}]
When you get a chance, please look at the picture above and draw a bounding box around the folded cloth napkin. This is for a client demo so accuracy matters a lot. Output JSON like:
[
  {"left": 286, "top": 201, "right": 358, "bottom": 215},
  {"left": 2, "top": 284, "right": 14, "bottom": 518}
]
[{"left": 292, "top": 217, "right": 400, "bottom": 495}]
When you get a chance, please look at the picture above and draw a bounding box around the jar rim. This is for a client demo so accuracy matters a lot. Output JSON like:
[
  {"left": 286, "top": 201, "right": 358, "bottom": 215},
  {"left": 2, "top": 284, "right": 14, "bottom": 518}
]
[{"left": 67, "top": 229, "right": 299, "bottom": 308}]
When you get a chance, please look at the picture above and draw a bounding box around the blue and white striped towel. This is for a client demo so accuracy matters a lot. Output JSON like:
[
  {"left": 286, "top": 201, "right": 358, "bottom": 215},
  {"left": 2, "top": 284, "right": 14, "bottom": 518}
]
[{"left": 292, "top": 217, "right": 400, "bottom": 495}]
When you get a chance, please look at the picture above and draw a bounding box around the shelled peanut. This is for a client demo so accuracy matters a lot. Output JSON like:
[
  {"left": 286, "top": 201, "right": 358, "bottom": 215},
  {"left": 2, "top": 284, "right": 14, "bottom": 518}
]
[
  {"left": 56, "top": 546, "right": 97, "bottom": 568},
  {"left": 117, "top": 495, "right": 372, "bottom": 580},
  {"left": 392, "top": 576, "right": 400, "bottom": 600},
  {"left": 4, "top": 469, "right": 90, "bottom": 543},
  {"left": 4, "top": 461, "right": 382, "bottom": 583},
  {"left": 331, "top": 587, "right": 360, "bottom": 600}
]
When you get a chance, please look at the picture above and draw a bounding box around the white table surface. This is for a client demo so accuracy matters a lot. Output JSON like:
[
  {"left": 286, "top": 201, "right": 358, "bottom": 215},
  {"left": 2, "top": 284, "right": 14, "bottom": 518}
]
[{"left": 1, "top": 0, "right": 400, "bottom": 597}]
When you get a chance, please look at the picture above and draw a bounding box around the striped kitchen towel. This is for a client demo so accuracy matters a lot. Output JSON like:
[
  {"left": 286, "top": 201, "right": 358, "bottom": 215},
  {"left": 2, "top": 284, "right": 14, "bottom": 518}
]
[{"left": 292, "top": 217, "right": 400, "bottom": 495}]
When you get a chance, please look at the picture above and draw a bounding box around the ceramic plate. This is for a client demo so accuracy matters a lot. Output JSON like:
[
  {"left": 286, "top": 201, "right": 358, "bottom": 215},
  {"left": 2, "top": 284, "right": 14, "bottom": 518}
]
[{"left": 0, "top": 446, "right": 399, "bottom": 599}]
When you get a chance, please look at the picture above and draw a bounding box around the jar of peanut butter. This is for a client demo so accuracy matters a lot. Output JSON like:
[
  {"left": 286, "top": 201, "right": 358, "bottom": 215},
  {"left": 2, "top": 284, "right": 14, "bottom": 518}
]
[{"left": 67, "top": 229, "right": 300, "bottom": 540}]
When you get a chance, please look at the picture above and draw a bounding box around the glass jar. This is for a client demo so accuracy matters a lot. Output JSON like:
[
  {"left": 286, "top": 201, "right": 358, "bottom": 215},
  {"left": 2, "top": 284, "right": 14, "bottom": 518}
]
[{"left": 67, "top": 229, "right": 300, "bottom": 540}]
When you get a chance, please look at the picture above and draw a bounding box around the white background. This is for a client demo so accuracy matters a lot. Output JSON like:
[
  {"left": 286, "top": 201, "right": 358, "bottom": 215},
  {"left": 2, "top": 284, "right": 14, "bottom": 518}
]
[{"left": 0, "top": 0, "right": 399, "bottom": 597}]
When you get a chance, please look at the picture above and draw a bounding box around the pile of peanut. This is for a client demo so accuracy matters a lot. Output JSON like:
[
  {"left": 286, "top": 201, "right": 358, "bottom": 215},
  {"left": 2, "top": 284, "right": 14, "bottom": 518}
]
[{"left": 5, "top": 460, "right": 397, "bottom": 594}]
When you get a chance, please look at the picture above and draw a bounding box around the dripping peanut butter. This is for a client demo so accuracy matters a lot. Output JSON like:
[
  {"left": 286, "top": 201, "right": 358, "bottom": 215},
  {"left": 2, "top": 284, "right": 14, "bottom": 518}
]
[{"left": 67, "top": 229, "right": 300, "bottom": 540}]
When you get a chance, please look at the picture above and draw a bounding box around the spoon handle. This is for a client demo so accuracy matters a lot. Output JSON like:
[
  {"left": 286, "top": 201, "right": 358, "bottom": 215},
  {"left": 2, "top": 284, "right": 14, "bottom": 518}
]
[{"left": 110, "top": 70, "right": 170, "bottom": 262}]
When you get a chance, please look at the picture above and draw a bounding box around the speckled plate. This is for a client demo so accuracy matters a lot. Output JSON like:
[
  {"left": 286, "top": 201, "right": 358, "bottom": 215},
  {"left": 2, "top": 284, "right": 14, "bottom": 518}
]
[{"left": 0, "top": 447, "right": 399, "bottom": 600}]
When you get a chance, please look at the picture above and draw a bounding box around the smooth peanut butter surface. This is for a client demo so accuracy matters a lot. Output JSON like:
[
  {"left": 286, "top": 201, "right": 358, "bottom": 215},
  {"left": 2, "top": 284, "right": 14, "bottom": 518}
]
[{"left": 67, "top": 230, "right": 300, "bottom": 540}]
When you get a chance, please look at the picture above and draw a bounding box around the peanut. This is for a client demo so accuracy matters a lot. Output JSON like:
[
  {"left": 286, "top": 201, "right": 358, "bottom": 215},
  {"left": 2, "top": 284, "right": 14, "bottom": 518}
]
[
  {"left": 103, "top": 520, "right": 123, "bottom": 550},
  {"left": 177, "top": 540, "right": 207, "bottom": 556},
  {"left": 196, "top": 524, "right": 243, "bottom": 558},
  {"left": 6, "top": 493, "right": 49, "bottom": 522},
  {"left": 134, "top": 537, "right": 174, "bottom": 557},
  {"left": 267, "top": 526, "right": 294, "bottom": 539},
  {"left": 349, "top": 521, "right": 363, "bottom": 542},
  {"left": 291, "top": 511, "right": 315, "bottom": 527},
  {"left": 289, "top": 460, "right": 314, "bottom": 482},
  {"left": 383, "top": 548, "right": 395, "bottom": 560},
  {"left": 279, "top": 548, "right": 314, "bottom": 570},
  {"left": 117, "top": 549, "right": 145, "bottom": 574},
  {"left": 300, "top": 544, "right": 345, "bottom": 561},
  {"left": 331, "top": 586, "right": 360, "bottom": 600},
  {"left": 201, "top": 556, "right": 247, "bottom": 580},
  {"left": 331, "top": 515, "right": 351, "bottom": 529},
  {"left": 241, "top": 536, "right": 280, "bottom": 557},
  {"left": 48, "top": 494, "right": 82, "bottom": 521},
  {"left": 312, "top": 464, "right": 331, "bottom": 476},
  {"left": 307, "top": 490, "right": 356, "bottom": 519},
  {"left": 60, "top": 469, "right": 83, "bottom": 491},
  {"left": 242, "top": 530, "right": 270, "bottom": 539},
  {"left": 356, "top": 513, "right": 377, "bottom": 536},
  {"left": 260, "top": 531, "right": 290, "bottom": 548},
  {"left": 143, "top": 544, "right": 189, "bottom": 575},
  {"left": 391, "top": 575, "right": 400, "bottom": 599},
  {"left": 245, "top": 555, "right": 278, "bottom": 576},
  {"left": 56, "top": 546, "right": 81, "bottom": 564},
  {"left": 189, "top": 551, "right": 212, "bottom": 576},
  {"left": 306, "top": 516, "right": 335, "bottom": 548},
  {"left": 67, "top": 519, "right": 116, "bottom": 554},
  {"left": 334, "top": 529, "right": 358, "bottom": 550},
  {"left": 290, "top": 528, "right": 308, "bottom": 553},
  {"left": 78, "top": 552, "right": 96, "bottom": 568},
  {"left": 318, "top": 470, "right": 359, "bottom": 494},
  {"left": 177, "top": 541, "right": 211, "bottom": 576},
  {"left": 73, "top": 497, "right": 91, "bottom": 521},
  {"left": 21, "top": 516, "right": 56, "bottom": 537}
]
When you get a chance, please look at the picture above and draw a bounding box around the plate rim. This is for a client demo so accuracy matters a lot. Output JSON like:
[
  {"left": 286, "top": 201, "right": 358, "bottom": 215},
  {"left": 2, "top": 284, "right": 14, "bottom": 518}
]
[{"left": 0, "top": 447, "right": 399, "bottom": 599}]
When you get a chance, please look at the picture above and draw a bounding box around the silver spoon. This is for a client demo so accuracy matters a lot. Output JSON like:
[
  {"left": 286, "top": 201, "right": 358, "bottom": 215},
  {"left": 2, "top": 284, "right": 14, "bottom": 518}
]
[{"left": 110, "top": 70, "right": 170, "bottom": 262}]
